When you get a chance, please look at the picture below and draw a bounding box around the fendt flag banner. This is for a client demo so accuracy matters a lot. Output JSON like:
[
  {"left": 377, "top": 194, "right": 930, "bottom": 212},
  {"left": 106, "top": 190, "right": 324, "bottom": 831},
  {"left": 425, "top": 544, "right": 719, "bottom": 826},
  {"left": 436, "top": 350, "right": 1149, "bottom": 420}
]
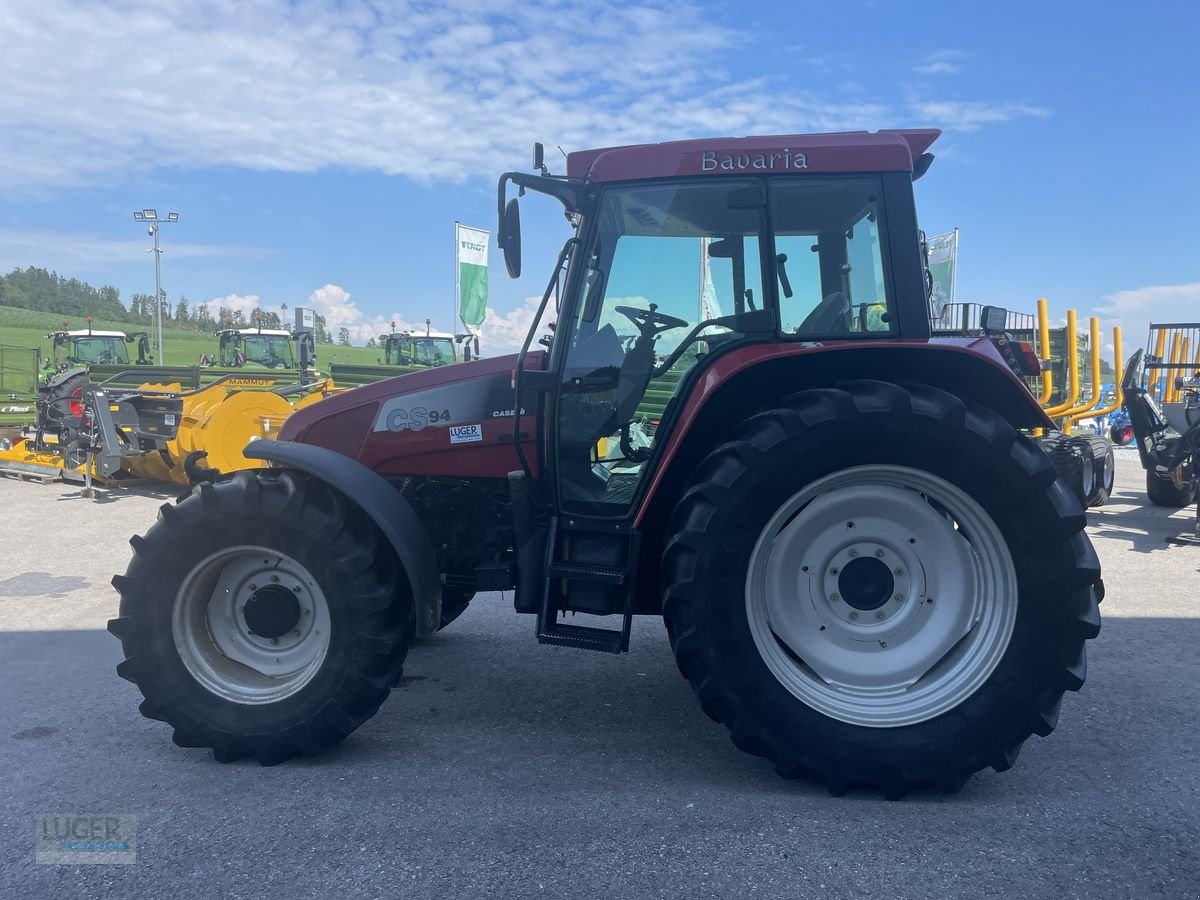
[
  {"left": 927, "top": 229, "right": 958, "bottom": 321},
  {"left": 456, "top": 223, "right": 490, "bottom": 328}
]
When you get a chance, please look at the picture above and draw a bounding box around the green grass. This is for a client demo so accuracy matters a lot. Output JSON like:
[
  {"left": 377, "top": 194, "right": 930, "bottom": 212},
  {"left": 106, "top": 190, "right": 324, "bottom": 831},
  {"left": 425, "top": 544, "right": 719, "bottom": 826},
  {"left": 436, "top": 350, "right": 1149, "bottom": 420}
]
[{"left": 0, "top": 305, "right": 386, "bottom": 367}]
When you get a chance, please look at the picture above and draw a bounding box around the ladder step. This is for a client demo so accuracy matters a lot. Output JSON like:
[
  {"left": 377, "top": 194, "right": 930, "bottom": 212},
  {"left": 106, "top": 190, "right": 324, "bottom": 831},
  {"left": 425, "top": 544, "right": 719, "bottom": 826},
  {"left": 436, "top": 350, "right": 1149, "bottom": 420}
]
[
  {"left": 537, "top": 623, "right": 624, "bottom": 654},
  {"left": 546, "top": 563, "right": 626, "bottom": 585}
]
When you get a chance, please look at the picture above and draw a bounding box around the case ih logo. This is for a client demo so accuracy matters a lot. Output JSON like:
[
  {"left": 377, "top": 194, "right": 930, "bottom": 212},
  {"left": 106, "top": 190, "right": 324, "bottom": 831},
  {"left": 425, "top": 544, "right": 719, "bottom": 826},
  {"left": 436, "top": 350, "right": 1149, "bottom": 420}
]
[{"left": 701, "top": 148, "right": 809, "bottom": 172}]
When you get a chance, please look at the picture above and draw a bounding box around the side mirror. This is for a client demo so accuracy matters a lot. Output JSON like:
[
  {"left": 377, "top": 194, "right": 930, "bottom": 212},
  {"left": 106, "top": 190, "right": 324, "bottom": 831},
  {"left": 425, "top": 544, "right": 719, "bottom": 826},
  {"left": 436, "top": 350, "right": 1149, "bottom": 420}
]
[{"left": 501, "top": 198, "right": 522, "bottom": 278}]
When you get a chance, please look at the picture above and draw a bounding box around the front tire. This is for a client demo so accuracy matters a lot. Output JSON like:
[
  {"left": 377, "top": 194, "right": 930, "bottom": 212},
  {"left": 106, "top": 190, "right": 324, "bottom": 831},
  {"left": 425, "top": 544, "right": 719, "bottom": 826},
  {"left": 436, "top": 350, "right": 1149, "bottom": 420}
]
[
  {"left": 1146, "top": 469, "right": 1197, "bottom": 508},
  {"left": 1085, "top": 435, "right": 1115, "bottom": 508},
  {"left": 662, "top": 382, "right": 1102, "bottom": 797},
  {"left": 108, "top": 470, "right": 415, "bottom": 764}
]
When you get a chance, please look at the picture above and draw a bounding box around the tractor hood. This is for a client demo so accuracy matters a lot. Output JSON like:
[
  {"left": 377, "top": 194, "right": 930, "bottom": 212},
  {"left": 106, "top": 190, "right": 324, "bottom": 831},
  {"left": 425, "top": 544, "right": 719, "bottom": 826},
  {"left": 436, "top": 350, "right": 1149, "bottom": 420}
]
[{"left": 277, "top": 352, "right": 541, "bottom": 478}]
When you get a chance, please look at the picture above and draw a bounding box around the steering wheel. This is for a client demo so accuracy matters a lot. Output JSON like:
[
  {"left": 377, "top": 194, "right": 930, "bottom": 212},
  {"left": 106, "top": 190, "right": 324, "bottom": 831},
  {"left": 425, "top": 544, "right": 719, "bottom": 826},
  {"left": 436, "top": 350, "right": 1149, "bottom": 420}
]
[{"left": 615, "top": 303, "right": 688, "bottom": 339}]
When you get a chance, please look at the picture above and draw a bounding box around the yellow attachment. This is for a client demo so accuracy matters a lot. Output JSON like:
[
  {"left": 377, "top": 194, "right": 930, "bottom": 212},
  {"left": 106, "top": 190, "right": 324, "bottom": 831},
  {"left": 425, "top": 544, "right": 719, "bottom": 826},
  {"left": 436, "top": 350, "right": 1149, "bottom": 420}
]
[
  {"left": 122, "top": 380, "right": 324, "bottom": 486},
  {"left": 1178, "top": 338, "right": 1193, "bottom": 401},
  {"left": 1165, "top": 333, "right": 1183, "bottom": 403},
  {"left": 1067, "top": 326, "right": 1122, "bottom": 430},
  {"left": 1043, "top": 309, "right": 1080, "bottom": 416},
  {"left": 1057, "top": 317, "right": 1103, "bottom": 428},
  {"left": 0, "top": 441, "right": 79, "bottom": 481},
  {"left": 596, "top": 436, "right": 609, "bottom": 459},
  {"left": 1148, "top": 328, "right": 1168, "bottom": 401},
  {"left": 1036, "top": 298, "right": 1054, "bottom": 405}
]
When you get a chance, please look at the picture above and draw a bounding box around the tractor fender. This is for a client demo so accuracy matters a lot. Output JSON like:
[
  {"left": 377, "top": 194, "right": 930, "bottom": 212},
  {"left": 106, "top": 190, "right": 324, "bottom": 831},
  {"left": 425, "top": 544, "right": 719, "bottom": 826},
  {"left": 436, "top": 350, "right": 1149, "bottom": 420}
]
[
  {"left": 634, "top": 340, "right": 1053, "bottom": 530},
  {"left": 243, "top": 439, "right": 443, "bottom": 638}
]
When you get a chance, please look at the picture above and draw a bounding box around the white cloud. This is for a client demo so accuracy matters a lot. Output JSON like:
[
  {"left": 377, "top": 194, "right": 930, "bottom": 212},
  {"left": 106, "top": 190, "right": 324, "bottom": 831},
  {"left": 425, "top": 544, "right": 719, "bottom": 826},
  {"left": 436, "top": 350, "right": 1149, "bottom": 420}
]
[
  {"left": 479, "top": 295, "right": 552, "bottom": 356},
  {"left": 304, "top": 283, "right": 434, "bottom": 344},
  {"left": 0, "top": 229, "right": 267, "bottom": 272},
  {"left": 914, "top": 62, "right": 962, "bottom": 75},
  {"left": 1095, "top": 282, "right": 1200, "bottom": 353},
  {"left": 205, "top": 293, "right": 262, "bottom": 316},
  {"left": 909, "top": 100, "right": 1051, "bottom": 131},
  {"left": 0, "top": 2, "right": 1043, "bottom": 193}
]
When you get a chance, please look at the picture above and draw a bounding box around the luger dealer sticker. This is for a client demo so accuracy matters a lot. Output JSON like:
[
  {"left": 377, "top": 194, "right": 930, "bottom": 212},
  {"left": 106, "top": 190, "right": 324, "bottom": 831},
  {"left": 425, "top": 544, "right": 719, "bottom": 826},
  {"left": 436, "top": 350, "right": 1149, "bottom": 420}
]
[{"left": 449, "top": 424, "right": 483, "bottom": 444}]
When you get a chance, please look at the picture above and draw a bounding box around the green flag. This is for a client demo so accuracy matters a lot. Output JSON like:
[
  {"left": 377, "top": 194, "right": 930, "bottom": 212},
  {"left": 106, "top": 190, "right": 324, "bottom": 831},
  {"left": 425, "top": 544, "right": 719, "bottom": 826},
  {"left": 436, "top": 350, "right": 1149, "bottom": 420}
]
[
  {"left": 456, "top": 224, "right": 490, "bottom": 327},
  {"left": 926, "top": 230, "right": 957, "bottom": 321}
]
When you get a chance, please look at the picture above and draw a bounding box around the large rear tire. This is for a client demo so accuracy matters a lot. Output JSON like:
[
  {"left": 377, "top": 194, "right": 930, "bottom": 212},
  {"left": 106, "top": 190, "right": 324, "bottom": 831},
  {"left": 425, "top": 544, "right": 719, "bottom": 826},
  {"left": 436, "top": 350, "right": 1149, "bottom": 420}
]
[
  {"left": 662, "top": 381, "right": 1102, "bottom": 797},
  {"left": 1145, "top": 469, "right": 1197, "bottom": 508},
  {"left": 108, "top": 470, "right": 415, "bottom": 764}
]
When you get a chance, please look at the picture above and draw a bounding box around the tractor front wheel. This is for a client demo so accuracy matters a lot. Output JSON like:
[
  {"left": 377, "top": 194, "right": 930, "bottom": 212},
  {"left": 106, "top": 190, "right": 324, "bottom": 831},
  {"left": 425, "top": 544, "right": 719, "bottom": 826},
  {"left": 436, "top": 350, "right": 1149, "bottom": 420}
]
[
  {"left": 1145, "top": 469, "right": 1197, "bottom": 508},
  {"left": 662, "top": 382, "right": 1102, "bottom": 797},
  {"left": 108, "top": 470, "right": 414, "bottom": 764}
]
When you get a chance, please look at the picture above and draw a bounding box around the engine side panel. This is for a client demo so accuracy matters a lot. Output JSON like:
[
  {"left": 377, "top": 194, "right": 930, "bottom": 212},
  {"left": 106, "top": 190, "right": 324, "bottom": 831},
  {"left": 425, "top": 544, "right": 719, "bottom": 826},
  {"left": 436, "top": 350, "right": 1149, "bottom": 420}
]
[{"left": 280, "top": 353, "right": 541, "bottom": 479}]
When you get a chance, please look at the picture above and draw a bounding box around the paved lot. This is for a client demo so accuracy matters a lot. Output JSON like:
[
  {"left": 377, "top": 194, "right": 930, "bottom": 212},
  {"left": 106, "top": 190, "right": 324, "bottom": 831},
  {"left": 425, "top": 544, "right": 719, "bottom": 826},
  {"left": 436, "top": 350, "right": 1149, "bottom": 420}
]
[{"left": 2, "top": 455, "right": 1198, "bottom": 898}]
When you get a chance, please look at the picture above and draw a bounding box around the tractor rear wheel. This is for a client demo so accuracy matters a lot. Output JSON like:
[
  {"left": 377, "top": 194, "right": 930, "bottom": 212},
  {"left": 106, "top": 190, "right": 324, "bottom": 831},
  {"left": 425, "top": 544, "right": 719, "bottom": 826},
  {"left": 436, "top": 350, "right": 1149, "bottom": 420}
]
[
  {"left": 108, "top": 470, "right": 414, "bottom": 764},
  {"left": 662, "top": 381, "right": 1102, "bottom": 797},
  {"left": 1145, "top": 469, "right": 1197, "bottom": 508}
]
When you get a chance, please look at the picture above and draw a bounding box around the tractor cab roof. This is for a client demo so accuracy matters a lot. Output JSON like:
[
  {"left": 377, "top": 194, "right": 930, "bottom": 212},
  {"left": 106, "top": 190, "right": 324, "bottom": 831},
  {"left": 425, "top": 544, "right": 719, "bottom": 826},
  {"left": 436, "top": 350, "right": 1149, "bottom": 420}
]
[
  {"left": 389, "top": 331, "right": 456, "bottom": 340},
  {"left": 55, "top": 329, "right": 128, "bottom": 338},
  {"left": 566, "top": 129, "right": 940, "bottom": 183},
  {"left": 219, "top": 328, "right": 292, "bottom": 337}
]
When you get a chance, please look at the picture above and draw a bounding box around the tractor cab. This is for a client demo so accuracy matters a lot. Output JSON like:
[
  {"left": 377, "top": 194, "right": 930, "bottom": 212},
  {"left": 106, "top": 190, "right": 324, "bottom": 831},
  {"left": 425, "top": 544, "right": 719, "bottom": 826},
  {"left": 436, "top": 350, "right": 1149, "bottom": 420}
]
[
  {"left": 215, "top": 328, "right": 297, "bottom": 369},
  {"left": 47, "top": 322, "right": 153, "bottom": 371},
  {"left": 499, "top": 134, "right": 938, "bottom": 517},
  {"left": 379, "top": 324, "right": 477, "bottom": 367}
]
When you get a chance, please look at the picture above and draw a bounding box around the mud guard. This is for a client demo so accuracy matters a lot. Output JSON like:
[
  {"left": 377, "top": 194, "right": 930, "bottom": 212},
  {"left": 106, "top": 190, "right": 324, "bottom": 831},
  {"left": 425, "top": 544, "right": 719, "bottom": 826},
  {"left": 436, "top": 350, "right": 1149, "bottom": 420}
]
[{"left": 243, "top": 439, "right": 444, "bottom": 637}]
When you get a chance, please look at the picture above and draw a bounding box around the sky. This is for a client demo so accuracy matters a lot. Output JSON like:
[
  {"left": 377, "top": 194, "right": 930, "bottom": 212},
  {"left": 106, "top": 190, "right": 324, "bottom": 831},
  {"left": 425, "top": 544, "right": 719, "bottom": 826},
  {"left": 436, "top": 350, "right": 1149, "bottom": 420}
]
[{"left": 0, "top": 0, "right": 1197, "bottom": 356}]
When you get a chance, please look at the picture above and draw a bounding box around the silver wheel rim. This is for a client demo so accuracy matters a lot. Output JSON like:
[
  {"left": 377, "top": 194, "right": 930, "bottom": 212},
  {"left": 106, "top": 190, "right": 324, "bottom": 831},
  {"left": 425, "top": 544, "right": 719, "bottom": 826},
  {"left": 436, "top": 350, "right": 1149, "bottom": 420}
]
[
  {"left": 172, "top": 545, "right": 331, "bottom": 705},
  {"left": 745, "top": 464, "right": 1018, "bottom": 728},
  {"left": 1102, "top": 451, "right": 1115, "bottom": 492}
]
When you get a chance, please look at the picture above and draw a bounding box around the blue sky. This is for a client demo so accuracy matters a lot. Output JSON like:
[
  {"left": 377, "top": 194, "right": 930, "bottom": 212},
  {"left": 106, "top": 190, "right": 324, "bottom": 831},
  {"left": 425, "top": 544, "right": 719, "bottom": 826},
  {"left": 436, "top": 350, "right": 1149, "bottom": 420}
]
[{"left": 0, "top": 0, "right": 1196, "bottom": 354}]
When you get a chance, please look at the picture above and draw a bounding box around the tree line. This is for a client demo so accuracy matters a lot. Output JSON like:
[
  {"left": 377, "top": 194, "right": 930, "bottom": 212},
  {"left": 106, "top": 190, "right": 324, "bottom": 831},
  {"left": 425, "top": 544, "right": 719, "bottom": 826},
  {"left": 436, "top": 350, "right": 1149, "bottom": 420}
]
[{"left": 0, "top": 266, "right": 349, "bottom": 345}]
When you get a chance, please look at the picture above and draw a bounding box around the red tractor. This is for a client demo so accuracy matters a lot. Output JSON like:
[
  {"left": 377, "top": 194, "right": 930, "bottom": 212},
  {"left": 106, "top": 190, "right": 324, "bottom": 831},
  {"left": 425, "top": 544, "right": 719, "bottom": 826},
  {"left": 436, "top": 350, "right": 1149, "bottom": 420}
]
[{"left": 110, "top": 130, "right": 1102, "bottom": 796}]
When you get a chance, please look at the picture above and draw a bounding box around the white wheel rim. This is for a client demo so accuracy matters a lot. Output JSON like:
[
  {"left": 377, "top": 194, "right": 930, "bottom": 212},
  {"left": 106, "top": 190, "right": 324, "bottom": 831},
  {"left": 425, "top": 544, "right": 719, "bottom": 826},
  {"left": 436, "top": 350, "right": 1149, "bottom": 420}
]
[
  {"left": 172, "top": 545, "right": 332, "bottom": 705},
  {"left": 745, "top": 465, "right": 1018, "bottom": 728}
]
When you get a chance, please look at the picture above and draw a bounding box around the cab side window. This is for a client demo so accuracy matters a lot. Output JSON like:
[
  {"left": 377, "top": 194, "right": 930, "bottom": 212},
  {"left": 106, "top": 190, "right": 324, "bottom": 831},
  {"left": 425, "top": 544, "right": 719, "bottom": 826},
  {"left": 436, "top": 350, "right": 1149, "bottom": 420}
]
[{"left": 770, "top": 178, "right": 894, "bottom": 337}]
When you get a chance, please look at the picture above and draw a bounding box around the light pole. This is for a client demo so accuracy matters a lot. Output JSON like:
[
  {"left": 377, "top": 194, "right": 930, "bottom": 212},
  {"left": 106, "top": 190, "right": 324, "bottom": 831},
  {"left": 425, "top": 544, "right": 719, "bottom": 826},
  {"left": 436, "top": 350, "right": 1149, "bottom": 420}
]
[{"left": 132, "top": 209, "right": 179, "bottom": 362}]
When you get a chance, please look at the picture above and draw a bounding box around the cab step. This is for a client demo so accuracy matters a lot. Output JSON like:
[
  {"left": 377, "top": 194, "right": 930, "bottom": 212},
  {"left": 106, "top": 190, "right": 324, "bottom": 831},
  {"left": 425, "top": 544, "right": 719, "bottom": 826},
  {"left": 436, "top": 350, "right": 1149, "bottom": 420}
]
[
  {"left": 537, "top": 517, "right": 640, "bottom": 653},
  {"left": 537, "top": 622, "right": 626, "bottom": 654}
]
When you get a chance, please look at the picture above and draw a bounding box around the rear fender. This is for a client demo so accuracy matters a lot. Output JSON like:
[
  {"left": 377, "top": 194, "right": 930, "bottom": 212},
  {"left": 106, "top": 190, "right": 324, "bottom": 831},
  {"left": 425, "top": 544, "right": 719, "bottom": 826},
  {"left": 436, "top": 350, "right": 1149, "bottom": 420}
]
[
  {"left": 243, "top": 439, "right": 443, "bottom": 637},
  {"left": 639, "top": 341, "right": 1050, "bottom": 521}
]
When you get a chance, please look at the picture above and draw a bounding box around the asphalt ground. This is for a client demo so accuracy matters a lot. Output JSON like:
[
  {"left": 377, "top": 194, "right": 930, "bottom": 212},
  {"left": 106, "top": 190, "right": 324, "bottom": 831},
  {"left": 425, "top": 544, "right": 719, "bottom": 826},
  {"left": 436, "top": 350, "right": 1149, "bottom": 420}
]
[{"left": 1, "top": 452, "right": 1198, "bottom": 898}]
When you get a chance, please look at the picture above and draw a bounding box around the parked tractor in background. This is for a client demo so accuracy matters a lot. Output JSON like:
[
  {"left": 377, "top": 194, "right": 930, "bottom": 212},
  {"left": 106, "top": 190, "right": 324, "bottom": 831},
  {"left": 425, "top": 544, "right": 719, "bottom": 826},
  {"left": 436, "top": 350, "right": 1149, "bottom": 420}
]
[
  {"left": 110, "top": 130, "right": 1101, "bottom": 797},
  {"left": 327, "top": 320, "right": 480, "bottom": 389},
  {"left": 45, "top": 321, "right": 155, "bottom": 372},
  {"left": 1122, "top": 322, "right": 1200, "bottom": 541},
  {"left": 0, "top": 308, "right": 337, "bottom": 487}
]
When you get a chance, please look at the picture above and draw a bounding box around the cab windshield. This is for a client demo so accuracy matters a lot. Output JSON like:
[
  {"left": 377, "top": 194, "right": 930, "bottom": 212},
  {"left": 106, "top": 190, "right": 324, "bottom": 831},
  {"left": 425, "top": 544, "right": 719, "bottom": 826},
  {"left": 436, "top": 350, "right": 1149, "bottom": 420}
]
[
  {"left": 226, "top": 335, "right": 295, "bottom": 368},
  {"left": 388, "top": 337, "right": 455, "bottom": 366},
  {"left": 62, "top": 337, "right": 129, "bottom": 366},
  {"left": 556, "top": 175, "right": 894, "bottom": 514}
]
